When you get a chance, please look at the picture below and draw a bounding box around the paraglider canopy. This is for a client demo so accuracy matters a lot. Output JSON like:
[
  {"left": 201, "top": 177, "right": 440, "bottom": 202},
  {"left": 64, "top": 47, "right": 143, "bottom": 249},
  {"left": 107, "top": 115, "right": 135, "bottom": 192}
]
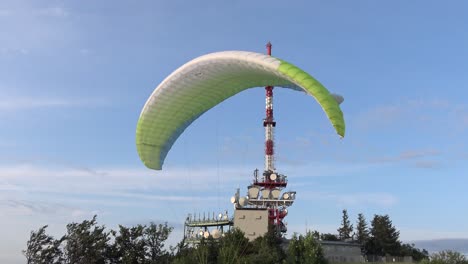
[{"left": 136, "top": 51, "right": 345, "bottom": 170}]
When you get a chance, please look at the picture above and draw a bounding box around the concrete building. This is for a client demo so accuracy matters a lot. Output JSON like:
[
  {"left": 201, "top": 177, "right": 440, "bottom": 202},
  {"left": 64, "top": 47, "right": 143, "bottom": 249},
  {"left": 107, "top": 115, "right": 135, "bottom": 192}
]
[
  {"left": 233, "top": 208, "right": 269, "bottom": 241},
  {"left": 321, "top": 241, "right": 365, "bottom": 263}
]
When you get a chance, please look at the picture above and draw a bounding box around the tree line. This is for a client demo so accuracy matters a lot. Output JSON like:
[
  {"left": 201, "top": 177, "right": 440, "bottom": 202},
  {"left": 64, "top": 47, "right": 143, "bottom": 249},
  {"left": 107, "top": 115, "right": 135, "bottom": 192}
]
[
  {"left": 24, "top": 212, "right": 467, "bottom": 264},
  {"left": 323, "top": 209, "right": 428, "bottom": 261},
  {"left": 23, "top": 216, "right": 173, "bottom": 264},
  {"left": 24, "top": 215, "right": 326, "bottom": 264}
]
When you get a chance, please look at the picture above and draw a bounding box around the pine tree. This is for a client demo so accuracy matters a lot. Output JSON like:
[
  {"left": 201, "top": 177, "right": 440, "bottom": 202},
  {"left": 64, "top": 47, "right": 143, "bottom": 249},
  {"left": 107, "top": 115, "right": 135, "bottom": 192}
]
[
  {"left": 337, "top": 209, "right": 353, "bottom": 240},
  {"left": 367, "top": 214, "right": 401, "bottom": 256},
  {"left": 356, "top": 213, "right": 369, "bottom": 245}
]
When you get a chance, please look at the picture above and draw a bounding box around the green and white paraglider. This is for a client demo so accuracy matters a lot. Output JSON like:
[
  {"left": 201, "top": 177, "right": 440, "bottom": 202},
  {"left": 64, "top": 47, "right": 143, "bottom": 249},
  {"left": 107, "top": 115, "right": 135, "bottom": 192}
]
[{"left": 136, "top": 51, "right": 345, "bottom": 170}]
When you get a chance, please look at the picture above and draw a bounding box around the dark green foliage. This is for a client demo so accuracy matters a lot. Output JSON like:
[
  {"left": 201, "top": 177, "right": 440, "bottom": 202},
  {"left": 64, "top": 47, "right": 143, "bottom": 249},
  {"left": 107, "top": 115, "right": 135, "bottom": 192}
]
[
  {"left": 144, "top": 222, "right": 173, "bottom": 263},
  {"left": 355, "top": 213, "right": 369, "bottom": 245},
  {"left": 183, "top": 237, "right": 219, "bottom": 264},
  {"left": 173, "top": 227, "right": 289, "bottom": 264},
  {"left": 337, "top": 209, "right": 353, "bottom": 240},
  {"left": 355, "top": 213, "right": 369, "bottom": 255},
  {"left": 320, "top": 233, "right": 339, "bottom": 241},
  {"left": 23, "top": 225, "right": 63, "bottom": 264},
  {"left": 62, "top": 215, "right": 111, "bottom": 264},
  {"left": 287, "top": 231, "right": 327, "bottom": 264},
  {"left": 113, "top": 224, "right": 147, "bottom": 263},
  {"left": 400, "top": 243, "right": 429, "bottom": 261},
  {"left": 170, "top": 240, "right": 195, "bottom": 264},
  {"left": 24, "top": 216, "right": 174, "bottom": 264},
  {"left": 245, "top": 226, "right": 286, "bottom": 264},
  {"left": 360, "top": 213, "right": 430, "bottom": 261},
  {"left": 24, "top": 212, "right": 433, "bottom": 264},
  {"left": 218, "top": 228, "right": 250, "bottom": 264},
  {"left": 366, "top": 214, "right": 401, "bottom": 256}
]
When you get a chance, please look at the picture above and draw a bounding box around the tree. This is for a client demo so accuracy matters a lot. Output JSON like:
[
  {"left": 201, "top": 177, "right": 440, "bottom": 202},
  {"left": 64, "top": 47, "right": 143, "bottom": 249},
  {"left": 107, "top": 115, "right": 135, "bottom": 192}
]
[
  {"left": 170, "top": 239, "right": 194, "bottom": 264},
  {"left": 144, "top": 222, "right": 173, "bottom": 263},
  {"left": 366, "top": 214, "right": 401, "bottom": 256},
  {"left": 113, "top": 224, "right": 147, "bottom": 263},
  {"left": 355, "top": 213, "right": 369, "bottom": 245},
  {"left": 62, "top": 215, "right": 112, "bottom": 264},
  {"left": 218, "top": 228, "right": 250, "bottom": 264},
  {"left": 421, "top": 250, "right": 467, "bottom": 264},
  {"left": 337, "top": 209, "right": 353, "bottom": 240},
  {"left": 287, "top": 231, "right": 327, "bottom": 264},
  {"left": 245, "top": 226, "right": 286, "bottom": 263},
  {"left": 24, "top": 216, "right": 176, "bottom": 264},
  {"left": 23, "top": 225, "right": 63, "bottom": 264},
  {"left": 400, "top": 243, "right": 429, "bottom": 261}
]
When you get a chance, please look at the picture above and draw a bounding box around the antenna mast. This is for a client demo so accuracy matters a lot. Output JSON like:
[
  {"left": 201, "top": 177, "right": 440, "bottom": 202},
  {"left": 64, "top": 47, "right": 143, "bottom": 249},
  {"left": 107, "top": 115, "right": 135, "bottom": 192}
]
[
  {"left": 264, "top": 41, "right": 276, "bottom": 172},
  {"left": 230, "top": 42, "right": 295, "bottom": 238}
]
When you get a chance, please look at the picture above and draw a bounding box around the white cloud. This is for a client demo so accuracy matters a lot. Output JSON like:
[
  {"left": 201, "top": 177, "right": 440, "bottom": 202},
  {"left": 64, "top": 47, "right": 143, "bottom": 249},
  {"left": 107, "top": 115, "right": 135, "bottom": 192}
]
[
  {"left": 302, "top": 191, "right": 398, "bottom": 207},
  {"left": 0, "top": 163, "right": 244, "bottom": 263},
  {"left": 0, "top": 164, "right": 249, "bottom": 209}
]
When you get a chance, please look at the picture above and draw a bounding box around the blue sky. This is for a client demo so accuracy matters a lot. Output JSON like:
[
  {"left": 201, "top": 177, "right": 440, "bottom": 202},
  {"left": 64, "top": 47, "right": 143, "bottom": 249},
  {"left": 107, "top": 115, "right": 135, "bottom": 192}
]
[{"left": 1, "top": 0, "right": 468, "bottom": 262}]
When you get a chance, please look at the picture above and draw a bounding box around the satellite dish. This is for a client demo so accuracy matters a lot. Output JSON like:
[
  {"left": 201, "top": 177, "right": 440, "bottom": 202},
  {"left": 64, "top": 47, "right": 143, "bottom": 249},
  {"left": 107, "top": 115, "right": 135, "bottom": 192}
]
[
  {"left": 239, "top": 196, "right": 248, "bottom": 206},
  {"left": 198, "top": 230, "right": 204, "bottom": 236},
  {"left": 270, "top": 173, "right": 277, "bottom": 181},
  {"left": 271, "top": 188, "right": 281, "bottom": 199},
  {"left": 212, "top": 229, "right": 221, "bottom": 239},
  {"left": 282, "top": 193, "right": 290, "bottom": 200},
  {"left": 204, "top": 231, "right": 210, "bottom": 239},
  {"left": 248, "top": 186, "right": 260, "bottom": 199},
  {"left": 218, "top": 213, "right": 222, "bottom": 219},
  {"left": 230, "top": 196, "right": 236, "bottom": 204}
]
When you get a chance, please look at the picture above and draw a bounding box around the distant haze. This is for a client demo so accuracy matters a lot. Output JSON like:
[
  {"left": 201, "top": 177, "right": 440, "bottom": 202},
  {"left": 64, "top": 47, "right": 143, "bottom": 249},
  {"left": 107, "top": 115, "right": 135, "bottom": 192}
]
[{"left": 412, "top": 239, "right": 468, "bottom": 254}]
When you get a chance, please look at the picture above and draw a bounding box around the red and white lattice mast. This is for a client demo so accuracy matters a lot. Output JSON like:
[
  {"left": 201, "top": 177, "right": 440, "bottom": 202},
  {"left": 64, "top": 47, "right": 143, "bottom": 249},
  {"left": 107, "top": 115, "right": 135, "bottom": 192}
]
[
  {"left": 264, "top": 42, "right": 276, "bottom": 172},
  {"left": 231, "top": 42, "right": 296, "bottom": 236}
]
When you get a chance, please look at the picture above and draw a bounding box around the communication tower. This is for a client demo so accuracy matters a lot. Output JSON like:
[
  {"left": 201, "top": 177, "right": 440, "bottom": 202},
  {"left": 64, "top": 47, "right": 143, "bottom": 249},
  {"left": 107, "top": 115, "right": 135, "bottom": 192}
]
[{"left": 230, "top": 42, "right": 296, "bottom": 240}]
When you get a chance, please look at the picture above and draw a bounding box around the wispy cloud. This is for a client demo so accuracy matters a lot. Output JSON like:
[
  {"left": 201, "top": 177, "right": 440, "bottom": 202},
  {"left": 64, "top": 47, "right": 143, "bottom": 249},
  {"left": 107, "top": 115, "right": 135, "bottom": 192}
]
[
  {"left": 35, "top": 7, "right": 68, "bottom": 18},
  {"left": 0, "top": 2, "right": 74, "bottom": 57},
  {"left": 413, "top": 160, "right": 440, "bottom": 169},
  {"left": 302, "top": 191, "right": 398, "bottom": 207},
  {"left": 0, "top": 47, "right": 28, "bottom": 55},
  {"left": 370, "top": 149, "right": 440, "bottom": 163},
  {"left": 364, "top": 148, "right": 442, "bottom": 170},
  {"left": 0, "top": 199, "right": 80, "bottom": 216},
  {"left": 353, "top": 98, "right": 468, "bottom": 132},
  {"left": 0, "top": 163, "right": 248, "bottom": 204},
  {"left": 0, "top": 96, "right": 106, "bottom": 111}
]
